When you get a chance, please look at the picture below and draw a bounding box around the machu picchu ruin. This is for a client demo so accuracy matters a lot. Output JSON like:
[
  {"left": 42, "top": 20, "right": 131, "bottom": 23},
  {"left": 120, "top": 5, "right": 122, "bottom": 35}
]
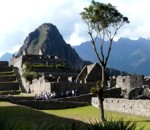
[
  {"left": 0, "top": 22, "right": 149, "bottom": 122},
  {"left": 0, "top": 61, "right": 20, "bottom": 95},
  {"left": 1, "top": 0, "right": 150, "bottom": 129}
]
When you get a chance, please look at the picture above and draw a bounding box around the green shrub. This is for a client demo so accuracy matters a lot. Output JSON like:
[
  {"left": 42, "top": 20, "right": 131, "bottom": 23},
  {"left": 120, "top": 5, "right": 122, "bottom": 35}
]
[
  {"left": 23, "top": 62, "right": 70, "bottom": 71},
  {"left": 64, "top": 121, "right": 85, "bottom": 130},
  {"left": 0, "top": 113, "right": 145, "bottom": 130},
  {"left": 0, "top": 112, "right": 17, "bottom": 130},
  {"left": 32, "top": 63, "right": 53, "bottom": 68},
  {"left": 55, "top": 63, "right": 65, "bottom": 69},
  {"left": 24, "top": 62, "right": 32, "bottom": 71},
  {"left": 87, "top": 118, "right": 144, "bottom": 130},
  {"left": 90, "top": 87, "right": 98, "bottom": 94},
  {"left": 23, "top": 71, "right": 41, "bottom": 83},
  {"left": 23, "top": 62, "right": 42, "bottom": 82}
]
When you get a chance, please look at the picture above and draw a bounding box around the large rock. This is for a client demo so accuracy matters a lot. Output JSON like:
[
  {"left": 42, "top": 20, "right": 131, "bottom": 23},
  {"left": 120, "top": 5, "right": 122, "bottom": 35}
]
[
  {"left": 128, "top": 87, "right": 143, "bottom": 99},
  {"left": 142, "top": 87, "right": 150, "bottom": 99},
  {"left": 17, "top": 23, "right": 91, "bottom": 70}
]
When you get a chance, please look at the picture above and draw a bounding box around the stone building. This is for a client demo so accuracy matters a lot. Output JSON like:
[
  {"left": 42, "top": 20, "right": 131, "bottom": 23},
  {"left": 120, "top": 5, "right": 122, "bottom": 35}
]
[
  {"left": 11, "top": 49, "right": 64, "bottom": 70},
  {"left": 116, "top": 75, "right": 144, "bottom": 99},
  {"left": 11, "top": 48, "right": 95, "bottom": 96},
  {"left": 10, "top": 49, "right": 77, "bottom": 93},
  {"left": 30, "top": 76, "right": 94, "bottom": 97},
  {"left": 76, "top": 63, "right": 102, "bottom": 83}
]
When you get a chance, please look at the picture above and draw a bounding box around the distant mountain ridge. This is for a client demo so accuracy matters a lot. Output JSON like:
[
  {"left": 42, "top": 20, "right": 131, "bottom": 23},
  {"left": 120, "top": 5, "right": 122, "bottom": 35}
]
[
  {"left": 17, "top": 23, "right": 91, "bottom": 70},
  {"left": 0, "top": 53, "right": 12, "bottom": 61},
  {"left": 1, "top": 24, "right": 150, "bottom": 76},
  {"left": 73, "top": 38, "right": 150, "bottom": 76}
]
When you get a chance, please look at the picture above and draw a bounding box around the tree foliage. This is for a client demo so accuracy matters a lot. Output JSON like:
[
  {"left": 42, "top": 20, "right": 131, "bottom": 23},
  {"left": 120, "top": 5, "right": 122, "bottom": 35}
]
[{"left": 81, "top": 0, "right": 129, "bottom": 67}]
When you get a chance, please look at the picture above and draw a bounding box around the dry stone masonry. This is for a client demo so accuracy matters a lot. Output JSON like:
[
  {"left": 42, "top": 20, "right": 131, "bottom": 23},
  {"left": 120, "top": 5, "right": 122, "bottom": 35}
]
[
  {"left": 0, "top": 61, "right": 20, "bottom": 94},
  {"left": 116, "top": 75, "right": 144, "bottom": 99},
  {"left": 92, "top": 97, "right": 150, "bottom": 118}
]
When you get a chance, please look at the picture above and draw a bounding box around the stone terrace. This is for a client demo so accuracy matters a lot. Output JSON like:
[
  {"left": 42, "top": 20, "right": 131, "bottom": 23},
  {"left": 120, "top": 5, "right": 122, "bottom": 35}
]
[{"left": 0, "top": 61, "right": 20, "bottom": 95}]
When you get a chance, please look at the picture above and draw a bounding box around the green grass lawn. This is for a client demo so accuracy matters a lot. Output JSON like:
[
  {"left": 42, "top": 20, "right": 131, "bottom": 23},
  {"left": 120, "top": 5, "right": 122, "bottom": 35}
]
[
  {"left": 0, "top": 102, "right": 149, "bottom": 129},
  {"left": 43, "top": 106, "right": 150, "bottom": 130}
]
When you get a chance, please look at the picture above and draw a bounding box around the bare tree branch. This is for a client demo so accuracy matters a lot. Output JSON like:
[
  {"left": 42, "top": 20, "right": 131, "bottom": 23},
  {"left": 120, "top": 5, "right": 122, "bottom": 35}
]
[{"left": 89, "top": 32, "right": 103, "bottom": 66}]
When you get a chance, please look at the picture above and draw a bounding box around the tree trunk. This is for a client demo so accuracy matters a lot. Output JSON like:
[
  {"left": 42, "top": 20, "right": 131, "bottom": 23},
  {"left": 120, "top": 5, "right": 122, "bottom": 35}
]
[
  {"left": 97, "top": 90, "right": 105, "bottom": 121},
  {"left": 97, "top": 66, "right": 106, "bottom": 122}
]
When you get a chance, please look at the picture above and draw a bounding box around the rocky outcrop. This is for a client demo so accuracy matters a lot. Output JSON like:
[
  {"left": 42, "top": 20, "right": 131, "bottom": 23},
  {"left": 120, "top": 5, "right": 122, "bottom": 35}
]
[{"left": 17, "top": 23, "right": 91, "bottom": 70}]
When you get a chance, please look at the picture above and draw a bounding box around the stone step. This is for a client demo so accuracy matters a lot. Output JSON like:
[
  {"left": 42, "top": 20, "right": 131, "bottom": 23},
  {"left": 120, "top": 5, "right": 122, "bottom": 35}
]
[
  {"left": 0, "top": 75, "right": 16, "bottom": 82},
  {"left": 0, "top": 82, "right": 19, "bottom": 91},
  {"left": 0, "top": 67, "right": 13, "bottom": 72},
  {"left": 0, "top": 71, "right": 15, "bottom": 75}
]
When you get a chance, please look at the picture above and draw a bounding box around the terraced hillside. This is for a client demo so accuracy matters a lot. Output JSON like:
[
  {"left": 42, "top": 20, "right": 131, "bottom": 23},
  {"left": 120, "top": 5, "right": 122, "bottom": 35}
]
[{"left": 0, "top": 61, "right": 20, "bottom": 95}]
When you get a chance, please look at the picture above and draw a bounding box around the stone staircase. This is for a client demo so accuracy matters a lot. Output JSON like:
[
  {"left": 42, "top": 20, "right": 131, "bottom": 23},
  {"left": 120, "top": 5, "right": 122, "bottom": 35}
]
[{"left": 0, "top": 61, "right": 20, "bottom": 95}]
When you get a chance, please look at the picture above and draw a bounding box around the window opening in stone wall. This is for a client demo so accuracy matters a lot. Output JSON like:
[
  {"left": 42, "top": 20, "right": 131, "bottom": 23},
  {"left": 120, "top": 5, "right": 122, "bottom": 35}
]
[
  {"left": 123, "top": 78, "right": 125, "bottom": 82},
  {"left": 136, "top": 77, "right": 138, "bottom": 81}
]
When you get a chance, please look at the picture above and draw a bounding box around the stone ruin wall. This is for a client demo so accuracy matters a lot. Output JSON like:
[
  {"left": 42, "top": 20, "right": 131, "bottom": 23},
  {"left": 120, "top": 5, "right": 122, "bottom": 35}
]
[
  {"left": 115, "top": 75, "right": 144, "bottom": 99},
  {"left": 86, "top": 66, "right": 101, "bottom": 83},
  {"left": 10, "top": 56, "right": 23, "bottom": 69},
  {"left": 116, "top": 76, "right": 130, "bottom": 89},
  {"left": 22, "top": 55, "right": 63, "bottom": 65},
  {"left": 30, "top": 76, "right": 95, "bottom": 97},
  {"left": 116, "top": 75, "right": 143, "bottom": 90},
  {"left": 92, "top": 97, "right": 150, "bottom": 118},
  {"left": 30, "top": 77, "right": 51, "bottom": 93},
  {"left": 50, "top": 82, "right": 95, "bottom": 97},
  {"left": 130, "top": 75, "right": 143, "bottom": 89},
  {"left": 11, "top": 55, "right": 68, "bottom": 93},
  {"left": 11, "top": 55, "right": 64, "bottom": 69}
]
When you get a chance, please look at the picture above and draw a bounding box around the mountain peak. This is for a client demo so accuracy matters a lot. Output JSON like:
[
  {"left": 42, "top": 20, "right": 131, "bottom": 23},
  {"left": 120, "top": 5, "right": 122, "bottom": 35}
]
[
  {"left": 17, "top": 23, "right": 91, "bottom": 70},
  {"left": 38, "top": 23, "right": 57, "bottom": 31},
  {"left": 117, "top": 37, "right": 130, "bottom": 42}
]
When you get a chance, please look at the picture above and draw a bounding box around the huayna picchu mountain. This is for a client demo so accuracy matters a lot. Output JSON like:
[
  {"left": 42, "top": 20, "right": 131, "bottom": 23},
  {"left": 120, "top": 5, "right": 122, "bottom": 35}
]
[{"left": 17, "top": 23, "right": 91, "bottom": 70}]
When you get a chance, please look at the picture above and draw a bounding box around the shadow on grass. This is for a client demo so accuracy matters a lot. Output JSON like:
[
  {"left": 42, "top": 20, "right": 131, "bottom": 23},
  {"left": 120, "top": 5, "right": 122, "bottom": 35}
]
[
  {"left": 134, "top": 120, "right": 150, "bottom": 122},
  {"left": 0, "top": 104, "right": 89, "bottom": 130}
]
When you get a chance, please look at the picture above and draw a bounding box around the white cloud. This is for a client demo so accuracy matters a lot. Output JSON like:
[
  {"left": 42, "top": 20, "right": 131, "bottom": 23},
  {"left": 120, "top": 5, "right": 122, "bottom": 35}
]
[
  {"left": 0, "top": 0, "right": 150, "bottom": 56},
  {"left": 97, "top": 0, "right": 150, "bottom": 40},
  {"left": 0, "top": 0, "right": 91, "bottom": 56}
]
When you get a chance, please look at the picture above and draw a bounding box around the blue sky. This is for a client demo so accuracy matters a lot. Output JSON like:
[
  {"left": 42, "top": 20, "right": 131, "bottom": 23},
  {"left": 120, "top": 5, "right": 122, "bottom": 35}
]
[{"left": 0, "top": 0, "right": 149, "bottom": 56}]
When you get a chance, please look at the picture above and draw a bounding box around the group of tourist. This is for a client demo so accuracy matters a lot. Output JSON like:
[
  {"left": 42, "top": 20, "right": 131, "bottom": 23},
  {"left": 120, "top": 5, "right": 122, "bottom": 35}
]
[
  {"left": 34, "top": 91, "right": 56, "bottom": 100},
  {"left": 61, "top": 89, "right": 78, "bottom": 98},
  {"left": 34, "top": 89, "right": 79, "bottom": 100}
]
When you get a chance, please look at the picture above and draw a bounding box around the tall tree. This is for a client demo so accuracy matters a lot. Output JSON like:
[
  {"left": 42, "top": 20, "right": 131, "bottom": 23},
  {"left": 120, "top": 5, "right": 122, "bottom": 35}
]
[{"left": 80, "top": 0, "right": 129, "bottom": 121}]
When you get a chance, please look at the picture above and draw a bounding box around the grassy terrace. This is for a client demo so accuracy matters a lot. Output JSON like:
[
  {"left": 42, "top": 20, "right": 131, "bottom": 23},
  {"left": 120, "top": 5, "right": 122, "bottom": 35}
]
[
  {"left": 0, "top": 74, "right": 16, "bottom": 77},
  {"left": 0, "top": 71, "right": 15, "bottom": 76},
  {"left": 0, "top": 80, "right": 18, "bottom": 83},
  {"left": 0, "top": 70, "right": 20, "bottom": 94},
  {"left": 0, "top": 102, "right": 149, "bottom": 129}
]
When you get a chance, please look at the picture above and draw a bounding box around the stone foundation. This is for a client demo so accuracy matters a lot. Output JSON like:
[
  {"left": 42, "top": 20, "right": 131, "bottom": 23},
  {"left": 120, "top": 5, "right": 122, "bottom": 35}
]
[
  {"left": 92, "top": 97, "right": 150, "bottom": 118},
  {"left": 30, "top": 76, "right": 95, "bottom": 97},
  {"left": 11, "top": 100, "right": 88, "bottom": 109}
]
